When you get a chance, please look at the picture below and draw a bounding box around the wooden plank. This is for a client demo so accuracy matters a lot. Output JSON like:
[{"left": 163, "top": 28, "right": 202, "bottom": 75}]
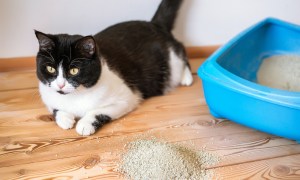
[
  {"left": 0, "top": 88, "right": 43, "bottom": 112},
  {"left": 213, "top": 154, "right": 300, "bottom": 179},
  {"left": 0, "top": 130, "right": 299, "bottom": 179},
  {"left": 0, "top": 153, "right": 121, "bottom": 180},
  {"left": 1, "top": 117, "right": 296, "bottom": 165},
  {"left": 2, "top": 148, "right": 299, "bottom": 180},
  {"left": 0, "top": 57, "right": 36, "bottom": 72},
  {"left": 0, "top": 70, "right": 38, "bottom": 91}
]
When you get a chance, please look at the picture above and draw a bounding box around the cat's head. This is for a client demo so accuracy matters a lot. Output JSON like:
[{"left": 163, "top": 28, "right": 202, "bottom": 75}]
[{"left": 35, "top": 30, "right": 101, "bottom": 94}]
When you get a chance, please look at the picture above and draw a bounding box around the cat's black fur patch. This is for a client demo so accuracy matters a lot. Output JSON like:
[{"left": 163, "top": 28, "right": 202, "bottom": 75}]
[
  {"left": 151, "top": 0, "right": 183, "bottom": 32},
  {"left": 57, "top": 90, "right": 66, "bottom": 95},
  {"left": 53, "top": 109, "right": 58, "bottom": 119},
  {"left": 93, "top": 115, "right": 112, "bottom": 130},
  {"left": 94, "top": 0, "right": 187, "bottom": 98},
  {"left": 94, "top": 21, "right": 177, "bottom": 98}
]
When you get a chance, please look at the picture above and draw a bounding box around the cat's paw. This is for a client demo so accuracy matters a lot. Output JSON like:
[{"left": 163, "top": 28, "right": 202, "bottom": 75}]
[
  {"left": 76, "top": 118, "right": 96, "bottom": 136},
  {"left": 76, "top": 114, "right": 112, "bottom": 136},
  {"left": 181, "top": 67, "right": 193, "bottom": 86},
  {"left": 55, "top": 111, "right": 75, "bottom": 130}
]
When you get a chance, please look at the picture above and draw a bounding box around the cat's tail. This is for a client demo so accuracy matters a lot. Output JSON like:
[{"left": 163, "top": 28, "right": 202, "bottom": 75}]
[{"left": 151, "top": 0, "right": 183, "bottom": 32}]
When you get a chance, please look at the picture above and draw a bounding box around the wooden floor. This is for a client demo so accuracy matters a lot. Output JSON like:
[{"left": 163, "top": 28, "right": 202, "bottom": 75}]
[{"left": 1, "top": 58, "right": 300, "bottom": 179}]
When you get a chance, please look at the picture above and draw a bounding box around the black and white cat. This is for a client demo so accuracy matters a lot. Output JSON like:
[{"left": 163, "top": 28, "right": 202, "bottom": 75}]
[{"left": 35, "top": 0, "right": 193, "bottom": 136}]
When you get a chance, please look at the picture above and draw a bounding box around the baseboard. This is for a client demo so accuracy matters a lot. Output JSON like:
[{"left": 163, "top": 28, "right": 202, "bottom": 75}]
[
  {"left": 186, "top": 45, "right": 219, "bottom": 59},
  {"left": 0, "top": 57, "right": 36, "bottom": 72},
  {"left": 0, "top": 46, "right": 220, "bottom": 72}
]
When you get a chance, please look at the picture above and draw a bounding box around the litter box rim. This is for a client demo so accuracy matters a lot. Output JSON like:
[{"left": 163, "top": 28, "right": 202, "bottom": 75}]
[{"left": 198, "top": 17, "right": 300, "bottom": 110}]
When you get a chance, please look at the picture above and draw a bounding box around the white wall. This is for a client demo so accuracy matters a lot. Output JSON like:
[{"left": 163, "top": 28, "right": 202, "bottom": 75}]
[{"left": 0, "top": 0, "right": 300, "bottom": 58}]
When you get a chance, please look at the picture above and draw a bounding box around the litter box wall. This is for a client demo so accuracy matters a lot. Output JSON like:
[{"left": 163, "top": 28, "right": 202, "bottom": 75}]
[
  {"left": 198, "top": 18, "right": 300, "bottom": 142},
  {"left": 217, "top": 21, "right": 300, "bottom": 82}
]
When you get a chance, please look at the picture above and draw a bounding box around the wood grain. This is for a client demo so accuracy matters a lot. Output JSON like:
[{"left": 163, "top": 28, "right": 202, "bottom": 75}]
[
  {"left": 0, "top": 70, "right": 38, "bottom": 91},
  {"left": 214, "top": 154, "right": 300, "bottom": 179},
  {"left": 0, "top": 58, "right": 299, "bottom": 179}
]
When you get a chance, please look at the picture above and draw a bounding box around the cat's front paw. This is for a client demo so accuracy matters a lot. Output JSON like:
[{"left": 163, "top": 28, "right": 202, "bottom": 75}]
[
  {"left": 76, "top": 117, "right": 97, "bottom": 136},
  {"left": 55, "top": 111, "right": 75, "bottom": 130},
  {"left": 76, "top": 114, "right": 112, "bottom": 136},
  {"left": 76, "top": 119, "right": 96, "bottom": 136}
]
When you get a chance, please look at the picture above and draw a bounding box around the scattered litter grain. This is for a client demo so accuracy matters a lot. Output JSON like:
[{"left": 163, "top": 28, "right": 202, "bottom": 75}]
[{"left": 117, "top": 139, "right": 220, "bottom": 180}]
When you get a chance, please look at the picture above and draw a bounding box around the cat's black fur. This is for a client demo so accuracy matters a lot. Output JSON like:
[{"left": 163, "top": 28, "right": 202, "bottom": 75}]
[
  {"left": 93, "top": 115, "right": 112, "bottom": 130},
  {"left": 94, "top": 21, "right": 188, "bottom": 98},
  {"left": 35, "top": 33, "right": 101, "bottom": 89},
  {"left": 35, "top": 0, "right": 187, "bottom": 99}
]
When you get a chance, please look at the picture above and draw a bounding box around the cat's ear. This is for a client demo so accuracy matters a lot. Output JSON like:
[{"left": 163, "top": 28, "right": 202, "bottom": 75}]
[
  {"left": 35, "top": 30, "right": 55, "bottom": 51},
  {"left": 75, "top": 36, "right": 96, "bottom": 57}
]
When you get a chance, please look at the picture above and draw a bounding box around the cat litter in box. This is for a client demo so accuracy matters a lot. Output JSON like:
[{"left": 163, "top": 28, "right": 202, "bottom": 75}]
[
  {"left": 257, "top": 54, "right": 300, "bottom": 92},
  {"left": 198, "top": 18, "right": 300, "bottom": 142}
]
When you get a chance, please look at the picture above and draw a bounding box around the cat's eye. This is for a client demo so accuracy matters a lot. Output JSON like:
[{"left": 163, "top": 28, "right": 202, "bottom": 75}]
[
  {"left": 69, "top": 68, "right": 79, "bottom": 76},
  {"left": 46, "top": 66, "right": 56, "bottom": 74}
]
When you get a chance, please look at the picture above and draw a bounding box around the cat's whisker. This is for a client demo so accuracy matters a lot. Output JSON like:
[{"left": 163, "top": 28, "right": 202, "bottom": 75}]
[
  {"left": 41, "top": 62, "right": 53, "bottom": 67},
  {"left": 71, "top": 58, "right": 92, "bottom": 63},
  {"left": 70, "top": 59, "right": 82, "bottom": 63},
  {"left": 39, "top": 55, "right": 56, "bottom": 64},
  {"left": 69, "top": 60, "right": 85, "bottom": 67},
  {"left": 47, "top": 51, "right": 56, "bottom": 63},
  {"left": 38, "top": 56, "right": 53, "bottom": 66},
  {"left": 40, "top": 51, "right": 55, "bottom": 63}
]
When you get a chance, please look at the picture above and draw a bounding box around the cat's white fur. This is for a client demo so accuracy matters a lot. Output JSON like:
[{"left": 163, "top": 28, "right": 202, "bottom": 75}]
[
  {"left": 170, "top": 49, "right": 193, "bottom": 87},
  {"left": 49, "top": 64, "right": 76, "bottom": 94},
  {"left": 164, "top": 49, "right": 193, "bottom": 93},
  {"left": 39, "top": 49, "right": 193, "bottom": 136},
  {"left": 181, "top": 66, "right": 193, "bottom": 86}
]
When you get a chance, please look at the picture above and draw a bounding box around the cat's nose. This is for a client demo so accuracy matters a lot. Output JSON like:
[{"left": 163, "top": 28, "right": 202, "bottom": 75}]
[{"left": 57, "top": 83, "right": 65, "bottom": 89}]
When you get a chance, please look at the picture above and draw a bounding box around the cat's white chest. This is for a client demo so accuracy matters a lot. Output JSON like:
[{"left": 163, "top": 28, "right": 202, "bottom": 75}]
[
  {"left": 39, "top": 63, "right": 141, "bottom": 118},
  {"left": 39, "top": 83, "right": 103, "bottom": 117}
]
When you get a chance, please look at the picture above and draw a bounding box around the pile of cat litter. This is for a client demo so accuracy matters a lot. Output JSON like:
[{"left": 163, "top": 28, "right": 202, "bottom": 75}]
[
  {"left": 117, "top": 139, "right": 219, "bottom": 180},
  {"left": 257, "top": 55, "right": 300, "bottom": 91}
]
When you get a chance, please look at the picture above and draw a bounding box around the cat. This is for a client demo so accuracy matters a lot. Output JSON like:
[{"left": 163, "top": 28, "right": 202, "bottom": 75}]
[{"left": 35, "top": 0, "right": 193, "bottom": 136}]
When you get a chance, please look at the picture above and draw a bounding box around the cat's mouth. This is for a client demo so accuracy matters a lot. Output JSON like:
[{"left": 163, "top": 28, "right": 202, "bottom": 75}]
[
  {"left": 55, "top": 86, "right": 76, "bottom": 95},
  {"left": 57, "top": 90, "right": 68, "bottom": 95}
]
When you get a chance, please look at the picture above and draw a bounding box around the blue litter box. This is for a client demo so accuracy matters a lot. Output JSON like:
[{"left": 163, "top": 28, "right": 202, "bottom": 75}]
[{"left": 198, "top": 18, "right": 300, "bottom": 142}]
